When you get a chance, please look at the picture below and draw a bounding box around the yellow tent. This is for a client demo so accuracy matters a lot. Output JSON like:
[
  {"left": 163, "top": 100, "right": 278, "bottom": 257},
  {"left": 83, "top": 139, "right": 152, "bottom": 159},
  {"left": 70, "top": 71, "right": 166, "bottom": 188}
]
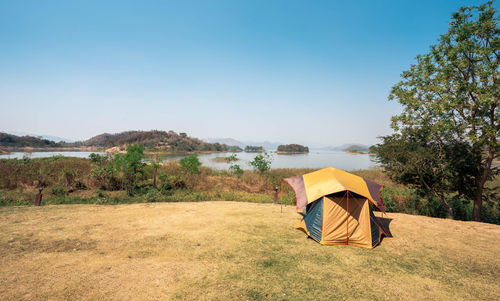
[{"left": 284, "top": 167, "right": 386, "bottom": 248}]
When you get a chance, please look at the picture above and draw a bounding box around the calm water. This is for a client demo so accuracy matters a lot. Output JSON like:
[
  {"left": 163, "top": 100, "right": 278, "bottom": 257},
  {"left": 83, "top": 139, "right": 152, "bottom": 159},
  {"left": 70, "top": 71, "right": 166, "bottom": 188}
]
[
  {"left": 0, "top": 150, "right": 378, "bottom": 170},
  {"left": 0, "top": 151, "right": 106, "bottom": 159}
]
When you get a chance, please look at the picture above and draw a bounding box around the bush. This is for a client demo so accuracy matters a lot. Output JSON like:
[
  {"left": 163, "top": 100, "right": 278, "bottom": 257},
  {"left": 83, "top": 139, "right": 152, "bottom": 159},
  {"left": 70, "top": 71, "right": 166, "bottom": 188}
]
[
  {"left": 229, "top": 164, "right": 244, "bottom": 177},
  {"left": 249, "top": 152, "right": 272, "bottom": 174},
  {"left": 179, "top": 155, "right": 201, "bottom": 175},
  {"left": 75, "top": 180, "right": 88, "bottom": 190},
  {"left": 51, "top": 184, "right": 68, "bottom": 196},
  {"left": 94, "top": 189, "right": 108, "bottom": 198},
  {"left": 143, "top": 188, "right": 163, "bottom": 202}
]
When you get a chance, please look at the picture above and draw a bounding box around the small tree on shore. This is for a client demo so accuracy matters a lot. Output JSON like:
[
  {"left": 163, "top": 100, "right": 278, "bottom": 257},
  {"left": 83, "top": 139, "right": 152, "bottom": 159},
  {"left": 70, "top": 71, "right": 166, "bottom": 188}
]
[
  {"left": 249, "top": 152, "right": 273, "bottom": 174},
  {"left": 179, "top": 155, "right": 202, "bottom": 175}
]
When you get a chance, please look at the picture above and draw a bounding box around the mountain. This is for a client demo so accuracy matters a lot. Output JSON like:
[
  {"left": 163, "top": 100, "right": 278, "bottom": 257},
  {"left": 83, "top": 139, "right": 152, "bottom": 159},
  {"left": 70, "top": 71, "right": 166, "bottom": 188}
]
[
  {"left": 203, "top": 138, "right": 245, "bottom": 148},
  {"left": 318, "top": 144, "right": 371, "bottom": 152}
]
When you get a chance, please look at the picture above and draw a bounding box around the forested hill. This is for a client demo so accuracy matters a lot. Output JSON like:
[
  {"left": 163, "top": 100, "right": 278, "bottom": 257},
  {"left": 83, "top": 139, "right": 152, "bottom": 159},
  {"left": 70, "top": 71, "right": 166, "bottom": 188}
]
[
  {"left": 0, "top": 132, "right": 61, "bottom": 148},
  {"left": 0, "top": 130, "right": 242, "bottom": 153},
  {"left": 82, "top": 130, "right": 241, "bottom": 152}
]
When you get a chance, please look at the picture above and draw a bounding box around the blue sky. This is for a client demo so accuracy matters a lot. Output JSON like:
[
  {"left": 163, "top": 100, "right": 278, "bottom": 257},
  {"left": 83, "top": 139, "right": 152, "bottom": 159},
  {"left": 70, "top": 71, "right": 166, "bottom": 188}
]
[{"left": 0, "top": 0, "right": 493, "bottom": 146}]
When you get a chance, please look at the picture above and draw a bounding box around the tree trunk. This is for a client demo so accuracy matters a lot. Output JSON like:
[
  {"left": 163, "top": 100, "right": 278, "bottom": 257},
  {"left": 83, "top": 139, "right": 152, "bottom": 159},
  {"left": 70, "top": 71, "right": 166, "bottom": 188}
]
[
  {"left": 472, "top": 187, "right": 483, "bottom": 222},
  {"left": 472, "top": 150, "right": 495, "bottom": 222},
  {"left": 153, "top": 169, "right": 157, "bottom": 188},
  {"left": 439, "top": 194, "right": 454, "bottom": 219}
]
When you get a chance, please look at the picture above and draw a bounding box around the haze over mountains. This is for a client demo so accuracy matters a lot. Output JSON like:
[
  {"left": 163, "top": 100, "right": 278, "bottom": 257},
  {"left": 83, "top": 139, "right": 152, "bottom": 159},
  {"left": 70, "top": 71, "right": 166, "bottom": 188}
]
[{"left": 203, "top": 138, "right": 370, "bottom": 152}]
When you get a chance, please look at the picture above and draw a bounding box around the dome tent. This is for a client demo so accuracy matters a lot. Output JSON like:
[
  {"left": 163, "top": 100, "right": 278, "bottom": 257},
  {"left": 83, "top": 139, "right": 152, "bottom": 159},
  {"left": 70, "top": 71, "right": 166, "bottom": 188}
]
[{"left": 284, "top": 167, "right": 386, "bottom": 248}]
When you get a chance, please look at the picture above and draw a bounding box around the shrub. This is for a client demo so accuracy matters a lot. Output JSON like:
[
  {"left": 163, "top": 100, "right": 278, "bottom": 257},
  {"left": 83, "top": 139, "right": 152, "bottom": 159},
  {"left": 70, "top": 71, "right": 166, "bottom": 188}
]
[
  {"left": 51, "top": 184, "right": 68, "bottom": 196},
  {"left": 229, "top": 164, "right": 244, "bottom": 177},
  {"left": 179, "top": 155, "right": 201, "bottom": 175},
  {"left": 249, "top": 152, "right": 272, "bottom": 174},
  {"left": 144, "top": 188, "right": 163, "bottom": 202}
]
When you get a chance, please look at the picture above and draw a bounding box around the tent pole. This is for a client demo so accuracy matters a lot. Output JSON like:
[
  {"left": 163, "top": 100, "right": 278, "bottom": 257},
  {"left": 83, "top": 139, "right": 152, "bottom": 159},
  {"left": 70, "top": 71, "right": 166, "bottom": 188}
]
[
  {"left": 382, "top": 185, "right": 385, "bottom": 208},
  {"left": 346, "top": 190, "right": 349, "bottom": 245}
]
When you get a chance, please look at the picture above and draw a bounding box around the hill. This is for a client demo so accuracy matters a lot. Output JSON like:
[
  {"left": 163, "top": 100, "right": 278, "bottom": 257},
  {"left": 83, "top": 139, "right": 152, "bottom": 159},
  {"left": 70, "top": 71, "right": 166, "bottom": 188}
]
[
  {"left": 82, "top": 130, "right": 242, "bottom": 152},
  {"left": 0, "top": 132, "right": 61, "bottom": 148},
  {"left": 5, "top": 131, "right": 73, "bottom": 142},
  {"left": 0, "top": 131, "right": 242, "bottom": 153},
  {"left": 0, "top": 202, "right": 498, "bottom": 300}
]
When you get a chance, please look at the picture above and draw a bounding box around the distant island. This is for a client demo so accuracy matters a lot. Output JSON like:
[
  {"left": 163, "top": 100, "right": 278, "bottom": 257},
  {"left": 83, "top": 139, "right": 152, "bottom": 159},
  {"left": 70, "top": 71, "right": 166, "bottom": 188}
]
[
  {"left": 244, "top": 146, "right": 264, "bottom": 153},
  {"left": 0, "top": 130, "right": 242, "bottom": 154},
  {"left": 276, "top": 144, "right": 309, "bottom": 154}
]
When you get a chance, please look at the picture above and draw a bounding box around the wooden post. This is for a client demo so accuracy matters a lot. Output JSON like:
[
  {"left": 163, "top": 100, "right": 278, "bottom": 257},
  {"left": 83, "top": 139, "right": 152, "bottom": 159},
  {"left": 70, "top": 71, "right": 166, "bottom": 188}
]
[
  {"left": 35, "top": 188, "right": 43, "bottom": 206},
  {"left": 280, "top": 181, "right": 284, "bottom": 214}
]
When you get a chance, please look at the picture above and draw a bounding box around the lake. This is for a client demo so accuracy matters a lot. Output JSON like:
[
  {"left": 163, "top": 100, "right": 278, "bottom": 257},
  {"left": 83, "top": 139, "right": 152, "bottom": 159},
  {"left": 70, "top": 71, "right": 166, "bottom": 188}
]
[{"left": 0, "top": 150, "right": 378, "bottom": 170}]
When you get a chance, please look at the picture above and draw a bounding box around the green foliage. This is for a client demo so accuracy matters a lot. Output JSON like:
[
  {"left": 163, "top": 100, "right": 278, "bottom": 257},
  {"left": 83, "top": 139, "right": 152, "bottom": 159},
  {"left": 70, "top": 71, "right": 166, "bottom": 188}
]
[
  {"left": 94, "top": 189, "right": 108, "bottom": 198},
  {"left": 225, "top": 154, "right": 239, "bottom": 164},
  {"left": 60, "top": 168, "right": 76, "bottom": 188},
  {"left": 229, "top": 164, "right": 244, "bottom": 177},
  {"left": 377, "top": 2, "right": 500, "bottom": 221},
  {"left": 249, "top": 152, "right": 273, "bottom": 174},
  {"left": 179, "top": 155, "right": 202, "bottom": 175},
  {"left": 117, "top": 144, "right": 145, "bottom": 195},
  {"left": 89, "top": 145, "right": 145, "bottom": 195},
  {"left": 89, "top": 153, "right": 119, "bottom": 190},
  {"left": 225, "top": 154, "right": 244, "bottom": 177},
  {"left": 51, "top": 184, "right": 68, "bottom": 196}
]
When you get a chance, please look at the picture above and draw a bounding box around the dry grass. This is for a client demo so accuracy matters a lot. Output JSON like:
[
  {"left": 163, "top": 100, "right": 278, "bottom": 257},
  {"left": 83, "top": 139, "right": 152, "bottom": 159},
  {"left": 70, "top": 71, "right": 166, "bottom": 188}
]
[{"left": 1, "top": 202, "right": 499, "bottom": 300}]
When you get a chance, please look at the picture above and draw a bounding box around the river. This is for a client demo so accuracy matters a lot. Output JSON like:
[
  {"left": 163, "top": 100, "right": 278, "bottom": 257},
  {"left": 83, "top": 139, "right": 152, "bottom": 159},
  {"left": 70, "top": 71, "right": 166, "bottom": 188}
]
[{"left": 0, "top": 150, "right": 378, "bottom": 170}]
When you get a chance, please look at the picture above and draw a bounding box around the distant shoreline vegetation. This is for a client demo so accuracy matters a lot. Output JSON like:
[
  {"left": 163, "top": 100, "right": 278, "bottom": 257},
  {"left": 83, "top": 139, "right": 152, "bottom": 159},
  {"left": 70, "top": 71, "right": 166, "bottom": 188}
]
[
  {"left": 276, "top": 144, "right": 309, "bottom": 154},
  {"left": 244, "top": 146, "right": 264, "bottom": 153}
]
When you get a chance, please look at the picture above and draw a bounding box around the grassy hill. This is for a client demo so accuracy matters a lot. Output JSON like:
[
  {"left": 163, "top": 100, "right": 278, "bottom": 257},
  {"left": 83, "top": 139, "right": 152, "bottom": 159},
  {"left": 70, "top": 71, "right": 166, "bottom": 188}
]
[{"left": 1, "top": 202, "right": 498, "bottom": 300}]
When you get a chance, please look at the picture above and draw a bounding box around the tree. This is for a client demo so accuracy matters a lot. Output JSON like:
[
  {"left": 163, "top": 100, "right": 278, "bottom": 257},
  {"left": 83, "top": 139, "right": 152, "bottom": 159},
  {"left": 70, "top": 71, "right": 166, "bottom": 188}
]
[
  {"left": 116, "top": 144, "right": 145, "bottom": 195},
  {"left": 226, "top": 154, "right": 244, "bottom": 177},
  {"left": 378, "top": 2, "right": 499, "bottom": 221},
  {"left": 179, "top": 155, "right": 202, "bottom": 175},
  {"left": 249, "top": 152, "right": 273, "bottom": 174},
  {"left": 148, "top": 155, "right": 162, "bottom": 188},
  {"left": 374, "top": 127, "right": 478, "bottom": 218}
]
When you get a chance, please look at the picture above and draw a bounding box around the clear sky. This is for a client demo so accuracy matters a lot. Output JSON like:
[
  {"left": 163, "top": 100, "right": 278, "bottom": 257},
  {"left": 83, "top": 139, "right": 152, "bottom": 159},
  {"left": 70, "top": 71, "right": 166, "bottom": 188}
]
[{"left": 0, "top": 0, "right": 493, "bottom": 146}]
